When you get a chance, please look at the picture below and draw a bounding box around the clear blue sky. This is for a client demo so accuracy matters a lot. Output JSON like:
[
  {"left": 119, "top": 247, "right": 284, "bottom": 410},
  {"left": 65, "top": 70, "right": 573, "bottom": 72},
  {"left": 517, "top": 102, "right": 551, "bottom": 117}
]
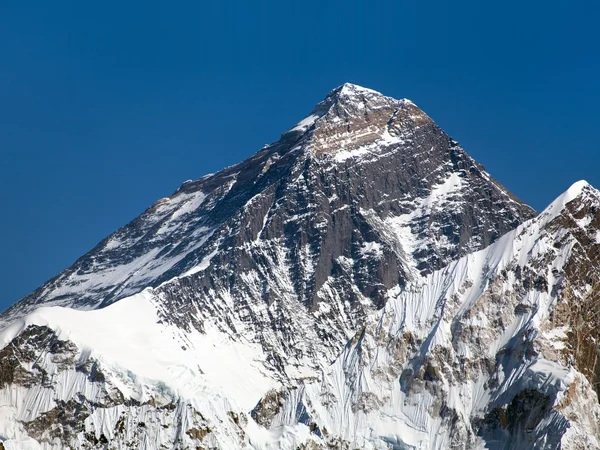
[{"left": 1, "top": 1, "right": 598, "bottom": 309}]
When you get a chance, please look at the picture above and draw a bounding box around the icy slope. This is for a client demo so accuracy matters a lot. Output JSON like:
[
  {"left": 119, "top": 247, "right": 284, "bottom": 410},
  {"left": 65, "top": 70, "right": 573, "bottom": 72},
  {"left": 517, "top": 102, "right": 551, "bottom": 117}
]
[
  {"left": 0, "top": 289, "right": 274, "bottom": 449},
  {"left": 264, "top": 181, "right": 600, "bottom": 449}
]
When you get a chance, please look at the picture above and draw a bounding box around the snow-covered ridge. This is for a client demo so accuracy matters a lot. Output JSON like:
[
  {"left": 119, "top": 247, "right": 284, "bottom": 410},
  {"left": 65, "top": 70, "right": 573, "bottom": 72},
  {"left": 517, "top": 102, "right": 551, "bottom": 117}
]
[
  {"left": 0, "top": 289, "right": 276, "bottom": 449},
  {"left": 264, "top": 180, "right": 600, "bottom": 449},
  {"left": 0, "top": 289, "right": 274, "bottom": 409}
]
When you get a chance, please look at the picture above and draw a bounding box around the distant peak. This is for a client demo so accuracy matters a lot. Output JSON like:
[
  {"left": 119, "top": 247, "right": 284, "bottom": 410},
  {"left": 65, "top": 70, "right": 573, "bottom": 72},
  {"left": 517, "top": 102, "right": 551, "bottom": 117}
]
[
  {"left": 541, "top": 180, "right": 598, "bottom": 223},
  {"left": 566, "top": 180, "right": 591, "bottom": 196},
  {"left": 333, "top": 82, "right": 383, "bottom": 97},
  {"left": 319, "top": 83, "right": 397, "bottom": 110},
  {"left": 283, "top": 83, "right": 432, "bottom": 158},
  {"left": 559, "top": 180, "right": 596, "bottom": 206}
]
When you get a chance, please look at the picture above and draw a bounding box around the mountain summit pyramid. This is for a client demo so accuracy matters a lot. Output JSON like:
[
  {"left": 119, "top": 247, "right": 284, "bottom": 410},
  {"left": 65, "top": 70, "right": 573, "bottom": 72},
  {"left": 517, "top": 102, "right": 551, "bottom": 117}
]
[
  {"left": 1, "top": 84, "right": 599, "bottom": 450},
  {"left": 4, "top": 83, "right": 534, "bottom": 318}
]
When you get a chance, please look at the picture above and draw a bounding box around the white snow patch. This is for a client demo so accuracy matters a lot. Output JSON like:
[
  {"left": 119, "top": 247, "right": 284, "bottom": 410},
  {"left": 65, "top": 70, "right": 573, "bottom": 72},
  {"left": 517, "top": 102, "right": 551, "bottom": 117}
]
[
  {"left": 288, "top": 114, "right": 320, "bottom": 133},
  {"left": 428, "top": 171, "right": 463, "bottom": 201},
  {"left": 332, "top": 129, "right": 402, "bottom": 163},
  {"left": 360, "top": 241, "right": 383, "bottom": 258},
  {"left": 182, "top": 249, "right": 219, "bottom": 277},
  {"left": 169, "top": 191, "right": 207, "bottom": 220},
  {"left": 543, "top": 326, "right": 569, "bottom": 350},
  {"left": 0, "top": 289, "right": 275, "bottom": 411}
]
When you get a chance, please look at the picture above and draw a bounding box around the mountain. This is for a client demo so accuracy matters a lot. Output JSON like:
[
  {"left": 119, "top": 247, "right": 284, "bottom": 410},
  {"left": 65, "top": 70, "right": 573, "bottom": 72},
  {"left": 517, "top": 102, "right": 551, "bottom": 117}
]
[
  {"left": 264, "top": 180, "right": 600, "bottom": 449},
  {"left": 0, "top": 83, "right": 597, "bottom": 449},
  {"left": 1, "top": 84, "right": 535, "bottom": 372}
]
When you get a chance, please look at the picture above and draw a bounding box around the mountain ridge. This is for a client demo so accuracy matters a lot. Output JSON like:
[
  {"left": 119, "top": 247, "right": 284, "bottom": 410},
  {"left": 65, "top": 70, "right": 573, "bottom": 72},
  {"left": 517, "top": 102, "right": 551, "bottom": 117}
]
[
  {"left": 263, "top": 178, "right": 600, "bottom": 449},
  {"left": 0, "top": 84, "right": 597, "bottom": 450},
  {"left": 2, "top": 83, "right": 534, "bottom": 323}
]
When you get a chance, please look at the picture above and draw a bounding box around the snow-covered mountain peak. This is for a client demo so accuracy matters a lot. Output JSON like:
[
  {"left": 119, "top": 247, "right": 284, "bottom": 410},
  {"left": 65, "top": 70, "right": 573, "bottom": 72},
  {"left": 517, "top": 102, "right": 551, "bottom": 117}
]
[
  {"left": 2, "top": 84, "right": 535, "bottom": 327},
  {"left": 555, "top": 179, "right": 595, "bottom": 206},
  {"left": 336, "top": 82, "right": 380, "bottom": 95},
  {"left": 285, "top": 83, "right": 423, "bottom": 145},
  {"left": 1, "top": 84, "right": 572, "bottom": 449},
  {"left": 319, "top": 82, "right": 403, "bottom": 110},
  {"left": 320, "top": 82, "right": 394, "bottom": 105},
  {"left": 285, "top": 85, "right": 431, "bottom": 159},
  {"left": 538, "top": 179, "right": 599, "bottom": 226}
]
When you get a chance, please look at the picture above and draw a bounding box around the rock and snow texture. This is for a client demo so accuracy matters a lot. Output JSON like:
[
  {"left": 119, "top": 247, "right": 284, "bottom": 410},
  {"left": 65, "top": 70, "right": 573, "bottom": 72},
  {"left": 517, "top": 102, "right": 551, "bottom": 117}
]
[
  {"left": 264, "top": 181, "right": 600, "bottom": 450},
  {"left": 0, "top": 84, "right": 598, "bottom": 449},
  {"left": 4, "top": 83, "right": 534, "bottom": 319}
]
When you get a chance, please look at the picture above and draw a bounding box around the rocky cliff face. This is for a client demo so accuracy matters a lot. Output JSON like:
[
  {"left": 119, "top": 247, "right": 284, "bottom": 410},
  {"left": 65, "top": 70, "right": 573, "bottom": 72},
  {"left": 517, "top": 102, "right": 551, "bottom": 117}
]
[{"left": 0, "top": 84, "right": 597, "bottom": 450}]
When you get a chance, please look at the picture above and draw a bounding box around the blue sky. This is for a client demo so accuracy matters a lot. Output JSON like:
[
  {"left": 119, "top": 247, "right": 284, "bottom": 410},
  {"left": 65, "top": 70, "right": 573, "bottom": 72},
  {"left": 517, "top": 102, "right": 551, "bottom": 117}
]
[{"left": 1, "top": 1, "right": 598, "bottom": 309}]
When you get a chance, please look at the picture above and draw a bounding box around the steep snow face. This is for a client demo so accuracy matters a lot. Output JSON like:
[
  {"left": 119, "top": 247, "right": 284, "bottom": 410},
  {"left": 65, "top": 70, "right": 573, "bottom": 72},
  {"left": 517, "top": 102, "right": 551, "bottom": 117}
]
[
  {"left": 4, "top": 185, "right": 224, "bottom": 315},
  {"left": 264, "top": 181, "right": 600, "bottom": 449},
  {"left": 0, "top": 289, "right": 273, "bottom": 449}
]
